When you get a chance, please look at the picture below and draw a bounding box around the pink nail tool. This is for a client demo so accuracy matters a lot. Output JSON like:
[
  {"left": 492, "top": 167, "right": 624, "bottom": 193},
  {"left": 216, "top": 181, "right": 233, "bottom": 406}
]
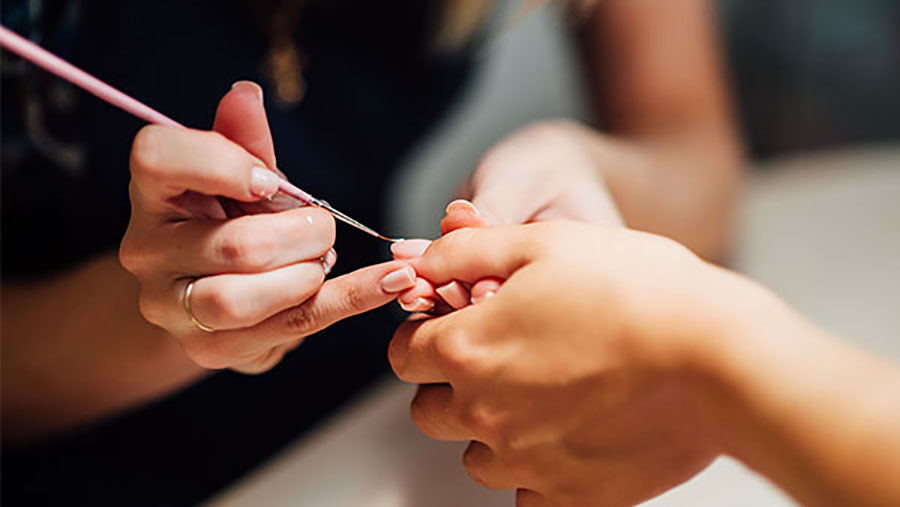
[{"left": 0, "top": 25, "right": 402, "bottom": 243}]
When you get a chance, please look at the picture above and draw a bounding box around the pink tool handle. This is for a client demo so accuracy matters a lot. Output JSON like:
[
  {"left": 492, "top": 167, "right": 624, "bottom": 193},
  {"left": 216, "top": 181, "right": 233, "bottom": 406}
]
[{"left": 0, "top": 25, "right": 315, "bottom": 204}]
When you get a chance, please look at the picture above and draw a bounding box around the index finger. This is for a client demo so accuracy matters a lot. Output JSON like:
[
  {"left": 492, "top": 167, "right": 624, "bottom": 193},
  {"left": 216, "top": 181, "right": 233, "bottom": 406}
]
[
  {"left": 130, "top": 126, "right": 281, "bottom": 213},
  {"left": 405, "top": 224, "right": 547, "bottom": 287}
]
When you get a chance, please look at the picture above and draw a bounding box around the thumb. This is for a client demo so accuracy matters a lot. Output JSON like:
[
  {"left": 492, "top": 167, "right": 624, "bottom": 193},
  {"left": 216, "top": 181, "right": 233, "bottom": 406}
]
[
  {"left": 409, "top": 224, "right": 542, "bottom": 286},
  {"left": 213, "top": 81, "right": 278, "bottom": 170}
]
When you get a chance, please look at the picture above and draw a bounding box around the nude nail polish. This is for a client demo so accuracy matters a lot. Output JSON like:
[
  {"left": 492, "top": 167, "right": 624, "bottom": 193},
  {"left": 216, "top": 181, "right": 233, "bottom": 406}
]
[
  {"left": 471, "top": 290, "right": 496, "bottom": 305},
  {"left": 391, "top": 239, "right": 431, "bottom": 259},
  {"left": 400, "top": 297, "right": 435, "bottom": 313},
  {"left": 251, "top": 166, "right": 280, "bottom": 198},
  {"left": 445, "top": 199, "right": 479, "bottom": 216},
  {"left": 232, "top": 80, "right": 264, "bottom": 105},
  {"left": 381, "top": 266, "right": 416, "bottom": 293},
  {"left": 436, "top": 281, "right": 470, "bottom": 310}
]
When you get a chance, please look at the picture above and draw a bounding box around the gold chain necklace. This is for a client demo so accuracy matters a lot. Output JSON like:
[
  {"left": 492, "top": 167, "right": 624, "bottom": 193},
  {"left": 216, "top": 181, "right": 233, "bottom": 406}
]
[{"left": 250, "top": 0, "right": 307, "bottom": 107}]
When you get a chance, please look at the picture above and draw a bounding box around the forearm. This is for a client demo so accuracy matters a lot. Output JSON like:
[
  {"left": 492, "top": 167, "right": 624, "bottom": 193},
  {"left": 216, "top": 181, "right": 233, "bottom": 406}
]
[
  {"left": 582, "top": 126, "right": 742, "bottom": 261},
  {"left": 700, "top": 277, "right": 900, "bottom": 506},
  {"left": 2, "top": 253, "right": 205, "bottom": 442},
  {"left": 576, "top": 0, "right": 743, "bottom": 260}
]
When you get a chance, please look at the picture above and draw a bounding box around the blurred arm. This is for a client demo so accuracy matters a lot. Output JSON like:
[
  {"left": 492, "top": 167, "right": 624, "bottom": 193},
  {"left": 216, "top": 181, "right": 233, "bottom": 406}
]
[
  {"left": 576, "top": 0, "right": 743, "bottom": 260},
  {"left": 704, "top": 293, "right": 900, "bottom": 506},
  {"left": 1, "top": 253, "right": 205, "bottom": 442}
]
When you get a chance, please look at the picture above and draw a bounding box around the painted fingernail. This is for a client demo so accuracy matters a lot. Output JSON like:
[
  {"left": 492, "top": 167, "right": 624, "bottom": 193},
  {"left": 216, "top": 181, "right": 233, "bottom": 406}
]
[
  {"left": 436, "top": 281, "right": 470, "bottom": 310},
  {"left": 320, "top": 248, "right": 338, "bottom": 276},
  {"left": 400, "top": 297, "right": 436, "bottom": 313},
  {"left": 325, "top": 248, "right": 337, "bottom": 268},
  {"left": 381, "top": 266, "right": 417, "bottom": 293},
  {"left": 445, "top": 199, "right": 480, "bottom": 216},
  {"left": 232, "top": 80, "right": 264, "bottom": 105},
  {"left": 390, "top": 239, "right": 431, "bottom": 259},
  {"left": 251, "top": 166, "right": 281, "bottom": 198},
  {"left": 471, "top": 290, "right": 496, "bottom": 305}
]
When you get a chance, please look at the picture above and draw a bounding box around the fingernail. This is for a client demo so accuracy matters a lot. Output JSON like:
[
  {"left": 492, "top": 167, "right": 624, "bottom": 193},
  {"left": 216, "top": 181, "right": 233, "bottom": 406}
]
[
  {"left": 436, "top": 281, "right": 470, "bottom": 310},
  {"left": 321, "top": 248, "right": 337, "bottom": 275},
  {"left": 391, "top": 239, "right": 432, "bottom": 259},
  {"left": 381, "top": 266, "right": 417, "bottom": 293},
  {"left": 232, "top": 80, "right": 264, "bottom": 105},
  {"left": 400, "top": 297, "right": 435, "bottom": 313},
  {"left": 445, "top": 199, "right": 479, "bottom": 216},
  {"left": 471, "top": 290, "right": 496, "bottom": 305},
  {"left": 251, "top": 166, "right": 281, "bottom": 198}
]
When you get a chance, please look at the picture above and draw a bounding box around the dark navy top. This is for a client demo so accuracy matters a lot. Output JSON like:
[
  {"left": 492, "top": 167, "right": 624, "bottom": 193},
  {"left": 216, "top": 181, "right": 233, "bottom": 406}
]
[{"left": 1, "top": 1, "right": 475, "bottom": 504}]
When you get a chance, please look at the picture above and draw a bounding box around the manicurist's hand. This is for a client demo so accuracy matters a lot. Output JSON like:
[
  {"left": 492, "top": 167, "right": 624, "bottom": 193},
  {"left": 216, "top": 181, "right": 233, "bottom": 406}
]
[{"left": 120, "top": 82, "right": 415, "bottom": 373}]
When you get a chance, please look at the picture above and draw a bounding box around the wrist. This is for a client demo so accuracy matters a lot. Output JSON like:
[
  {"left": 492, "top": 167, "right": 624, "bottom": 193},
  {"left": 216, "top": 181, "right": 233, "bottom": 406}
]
[{"left": 673, "top": 266, "right": 807, "bottom": 458}]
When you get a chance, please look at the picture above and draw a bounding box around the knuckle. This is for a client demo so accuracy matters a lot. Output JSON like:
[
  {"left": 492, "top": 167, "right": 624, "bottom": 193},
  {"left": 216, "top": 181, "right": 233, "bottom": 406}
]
[
  {"left": 137, "top": 291, "right": 166, "bottom": 327},
  {"left": 409, "top": 393, "right": 441, "bottom": 438},
  {"left": 217, "top": 226, "right": 273, "bottom": 271},
  {"left": 387, "top": 331, "right": 410, "bottom": 377},
  {"left": 460, "top": 401, "right": 505, "bottom": 442},
  {"left": 181, "top": 338, "right": 231, "bottom": 370},
  {"left": 232, "top": 347, "right": 285, "bottom": 375},
  {"left": 462, "top": 444, "right": 494, "bottom": 488},
  {"left": 433, "top": 330, "right": 481, "bottom": 376},
  {"left": 130, "top": 126, "right": 165, "bottom": 175},
  {"left": 202, "top": 286, "right": 250, "bottom": 326},
  {"left": 283, "top": 302, "right": 321, "bottom": 336},
  {"left": 339, "top": 283, "right": 367, "bottom": 313},
  {"left": 118, "top": 232, "right": 144, "bottom": 275}
]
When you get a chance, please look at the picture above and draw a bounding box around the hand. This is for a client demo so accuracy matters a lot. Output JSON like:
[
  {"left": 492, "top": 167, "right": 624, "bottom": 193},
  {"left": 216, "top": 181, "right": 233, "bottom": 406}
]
[
  {"left": 392, "top": 121, "right": 627, "bottom": 313},
  {"left": 389, "top": 222, "right": 756, "bottom": 506},
  {"left": 463, "top": 120, "right": 623, "bottom": 228},
  {"left": 120, "top": 82, "right": 416, "bottom": 373}
]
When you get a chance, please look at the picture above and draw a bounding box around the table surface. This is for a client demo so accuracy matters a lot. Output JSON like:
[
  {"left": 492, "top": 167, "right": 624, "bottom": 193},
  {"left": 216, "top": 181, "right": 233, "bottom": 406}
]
[{"left": 208, "top": 147, "right": 900, "bottom": 507}]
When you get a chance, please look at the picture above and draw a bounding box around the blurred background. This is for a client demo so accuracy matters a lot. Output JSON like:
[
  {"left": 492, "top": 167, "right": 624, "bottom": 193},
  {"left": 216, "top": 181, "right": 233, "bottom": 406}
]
[{"left": 389, "top": 0, "right": 900, "bottom": 234}]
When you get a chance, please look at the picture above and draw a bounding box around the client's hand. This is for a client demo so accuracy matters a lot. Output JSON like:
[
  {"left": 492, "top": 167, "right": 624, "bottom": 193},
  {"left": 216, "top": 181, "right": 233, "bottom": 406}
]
[
  {"left": 462, "top": 120, "right": 623, "bottom": 228},
  {"left": 389, "top": 222, "right": 760, "bottom": 506},
  {"left": 120, "top": 82, "right": 415, "bottom": 373},
  {"left": 395, "top": 121, "right": 627, "bottom": 313}
]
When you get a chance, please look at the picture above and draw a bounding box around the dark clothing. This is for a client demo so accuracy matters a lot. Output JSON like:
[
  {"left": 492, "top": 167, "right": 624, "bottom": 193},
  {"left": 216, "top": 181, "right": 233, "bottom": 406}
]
[{"left": 1, "top": 1, "right": 475, "bottom": 504}]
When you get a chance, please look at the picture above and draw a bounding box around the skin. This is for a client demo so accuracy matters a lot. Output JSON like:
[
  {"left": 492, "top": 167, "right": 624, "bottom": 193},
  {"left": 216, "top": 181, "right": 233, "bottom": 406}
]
[
  {"left": 2, "top": 0, "right": 739, "bottom": 441},
  {"left": 389, "top": 221, "right": 900, "bottom": 507},
  {"left": 2, "top": 83, "right": 416, "bottom": 441}
]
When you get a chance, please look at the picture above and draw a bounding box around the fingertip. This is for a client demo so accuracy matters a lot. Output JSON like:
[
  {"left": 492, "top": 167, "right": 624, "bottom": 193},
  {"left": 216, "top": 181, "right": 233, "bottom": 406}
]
[
  {"left": 391, "top": 239, "right": 432, "bottom": 259},
  {"left": 231, "top": 80, "right": 264, "bottom": 105},
  {"left": 435, "top": 280, "right": 471, "bottom": 310}
]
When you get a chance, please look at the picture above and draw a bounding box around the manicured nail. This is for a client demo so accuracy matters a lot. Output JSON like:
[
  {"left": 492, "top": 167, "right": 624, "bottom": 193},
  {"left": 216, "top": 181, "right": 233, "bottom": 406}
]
[
  {"left": 232, "top": 80, "right": 264, "bottom": 105},
  {"left": 445, "top": 199, "right": 479, "bottom": 216},
  {"left": 381, "top": 266, "right": 417, "bottom": 293},
  {"left": 400, "top": 297, "right": 435, "bottom": 313},
  {"left": 321, "top": 248, "right": 337, "bottom": 275},
  {"left": 436, "top": 281, "right": 470, "bottom": 310},
  {"left": 391, "top": 239, "right": 432, "bottom": 259},
  {"left": 471, "top": 290, "right": 496, "bottom": 305},
  {"left": 251, "top": 166, "right": 281, "bottom": 198}
]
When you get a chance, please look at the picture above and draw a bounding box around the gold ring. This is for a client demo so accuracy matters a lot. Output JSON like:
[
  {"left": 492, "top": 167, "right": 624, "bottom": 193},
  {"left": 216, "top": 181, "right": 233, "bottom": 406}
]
[{"left": 183, "top": 279, "right": 216, "bottom": 333}]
